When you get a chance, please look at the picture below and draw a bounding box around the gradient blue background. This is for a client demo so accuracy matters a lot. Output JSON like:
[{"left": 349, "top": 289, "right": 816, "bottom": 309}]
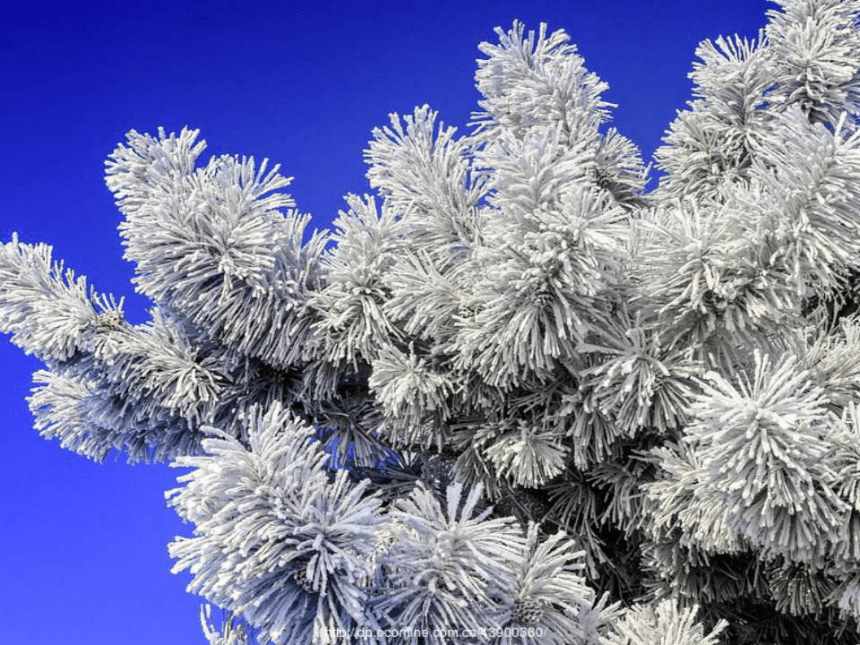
[{"left": 0, "top": 1, "right": 769, "bottom": 642}]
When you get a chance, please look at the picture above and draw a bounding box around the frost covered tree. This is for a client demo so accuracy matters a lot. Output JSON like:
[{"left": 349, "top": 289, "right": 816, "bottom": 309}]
[{"left": 4, "top": 1, "right": 860, "bottom": 643}]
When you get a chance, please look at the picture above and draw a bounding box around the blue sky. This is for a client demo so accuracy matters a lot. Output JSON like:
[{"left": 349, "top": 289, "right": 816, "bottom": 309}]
[{"left": 0, "top": 1, "right": 769, "bottom": 642}]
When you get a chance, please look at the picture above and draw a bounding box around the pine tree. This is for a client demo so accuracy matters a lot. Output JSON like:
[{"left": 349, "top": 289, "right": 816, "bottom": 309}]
[{"left": 3, "top": 1, "right": 860, "bottom": 643}]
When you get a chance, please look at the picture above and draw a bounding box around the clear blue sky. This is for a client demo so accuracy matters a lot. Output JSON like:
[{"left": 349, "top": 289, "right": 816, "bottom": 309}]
[{"left": 0, "top": 1, "right": 769, "bottom": 642}]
